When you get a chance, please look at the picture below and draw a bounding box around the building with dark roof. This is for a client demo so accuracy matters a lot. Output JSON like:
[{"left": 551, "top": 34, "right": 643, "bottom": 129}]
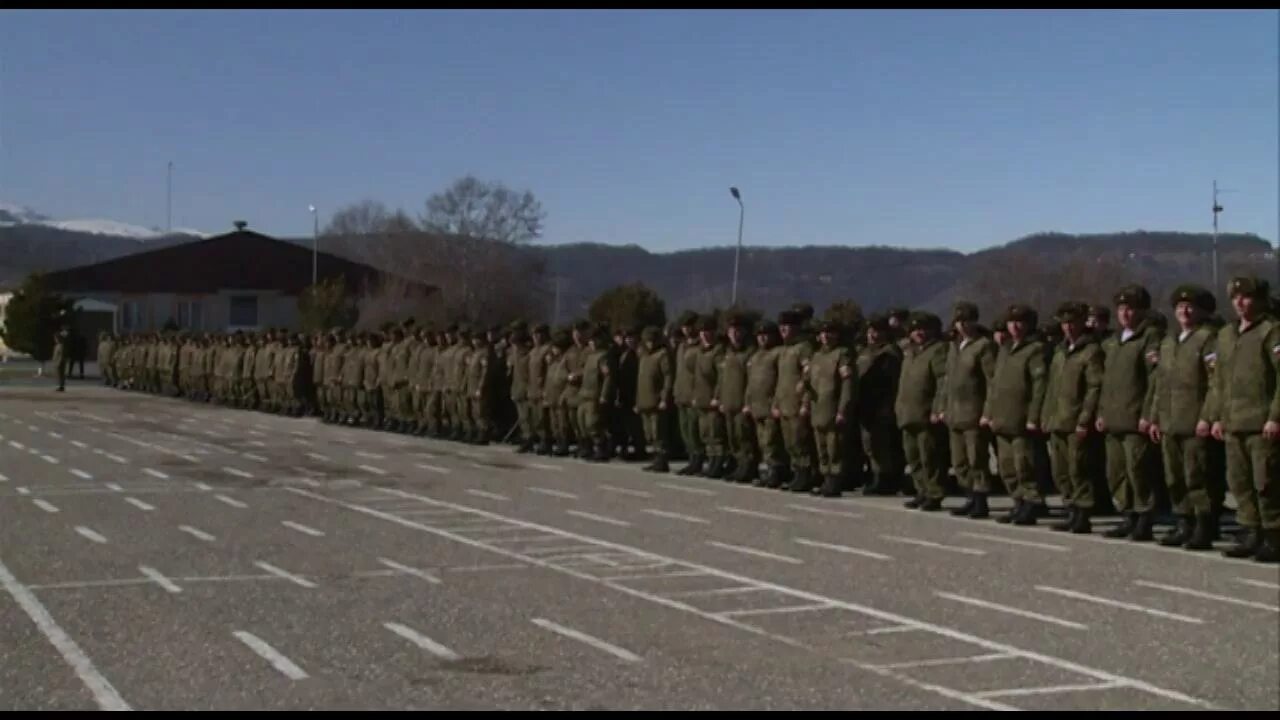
[{"left": 41, "top": 223, "right": 435, "bottom": 335}]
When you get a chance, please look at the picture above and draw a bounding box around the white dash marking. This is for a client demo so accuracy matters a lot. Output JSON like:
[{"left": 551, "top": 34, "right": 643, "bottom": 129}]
[
  {"left": 531, "top": 618, "right": 642, "bottom": 662},
  {"left": 143, "top": 468, "right": 169, "bottom": 480},
  {"left": 718, "top": 506, "right": 790, "bottom": 522},
  {"left": 7, "top": 440, "right": 23, "bottom": 450},
  {"left": 0, "top": 558, "right": 132, "bottom": 710},
  {"left": 936, "top": 592, "right": 1088, "bottom": 630},
  {"left": 384, "top": 622, "right": 460, "bottom": 660},
  {"left": 881, "top": 535, "right": 986, "bottom": 556},
  {"left": 975, "top": 681, "right": 1125, "bottom": 699},
  {"left": 376, "top": 558, "right": 442, "bottom": 584},
  {"left": 530, "top": 487, "right": 579, "bottom": 500},
  {"left": 305, "top": 452, "right": 331, "bottom": 462},
  {"left": 355, "top": 451, "right": 385, "bottom": 460},
  {"left": 707, "top": 540, "right": 804, "bottom": 564},
  {"left": 957, "top": 532, "right": 1069, "bottom": 553},
  {"left": 34, "top": 499, "right": 60, "bottom": 514},
  {"left": 105, "top": 483, "right": 123, "bottom": 492},
  {"left": 1135, "top": 580, "right": 1279, "bottom": 613},
  {"left": 601, "top": 485, "right": 652, "bottom": 498},
  {"left": 41, "top": 454, "right": 59, "bottom": 464},
  {"left": 794, "top": 538, "right": 892, "bottom": 561},
  {"left": 529, "top": 462, "right": 563, "bottom": 471},
  {"left": 282, "top": 521, "right": 325, "bottom": 537},
  {"left": 194, "top": 483, "right": 213, "bottom": 492},
  {"left": 1036, "top": 586, "right": 1203, "bottom": 624},
  {"left": 17, "top": 487, "right": 31, "bottom": 495},
  {"left": 74, "top": 526, "right": 107, "bottom": 544},
  {"left": 69, "top": 469, "right": 93, "bottom": 480},
  {"left": 105, "top": 454, "right": 127, "bottom": 464},
  {"left": 358, "top": 464, "right": 388, "bottom": 476},
  {"left": 642, "top": 508, "right": 709, "bottom": 524},
  {"left": 241, "top": 453, "right": 267, "bottom": 463},
  {"left": 417, "top": 463, "right": 451, "bottom": 475},
  {"left": 70, "top": 440, "right": 88, "bottom": 449},
  {"left": 48, "top": 431, "right": 63, "bottom": 439},
  {"left": 253, "top": 561, "right": 317, "bottom": 589},
  {"left": 178, "top": 525, "right": 216, "bottom": 542},
  {"left": 719, "top": 602, "right": 833, "bottom": 618},
  {"left": 233, "top": 631, "right": 309, "bottom": 680},
  {"left": 465, "top": 489, "right": 509, "bottom": 501},
  {"left": 785, "top": 503, "right": 864, "bottom": 519},
  {"left": 566, "top": 510, "right": 631, "bottom": 527},
  {"left": 139, "top": 566, "right": 182, "bottom": 593},
  {"left": 656, "top": 482, "right": 715, "bottom": 496},
  {"left": 215, "top": 494, "right": 248, "bottom": 509},
  {"left": 870, "top": 653, "right": 1014, "bottom": 670},
  {"left": 125, "top": 497, "right": 155, "bottom": 511},
  {"left": 1235, "top": 577, "right": 1280, "bottom": 591},
  {"left": 222, "top": 467, "right": 253, "bottom": 478}
]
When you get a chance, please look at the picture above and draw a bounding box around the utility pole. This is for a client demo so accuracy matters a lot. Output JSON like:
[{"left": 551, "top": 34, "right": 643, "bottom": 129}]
[
  {"left": 308, "top": 205, "right": 318, "bottom": 287},
  {"left": 553, "top": 276, "right": 561, "bottom": 326},
  {"left": 1211, "top": 180, "right": 1223, "bottom": 293},
  {"left": 167, "top": 161, "right": 173, "bottom": 233},
  {"left": 729, "top": 187, "right": 744, "bottom": 307}
]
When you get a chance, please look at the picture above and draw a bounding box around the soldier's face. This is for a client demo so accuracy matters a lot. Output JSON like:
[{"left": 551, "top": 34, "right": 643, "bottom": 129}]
[
  {"left": 699, "top": 330, "right": 713, "bottom": 345},
  {"left": 625, "top": 336, "right": 638, "bottom": 350},
  {"left": 1007, "top": 320, "right": 1028, "bottom": 341},
  {"left": 819, "top": 331, "right": 831, "bottom": 347},
  {"left": 1061, "top": 320, "right": 1084, "bottom": 343},
  {"left": 728, "top": 327, "right": 743, "bottom": 346},
  {"left": 867, "top": 327, "right": 883, "bottom": 345},
  {"left": 1116, "top": 304, "right": 1138, "bottom": 330},
  {"left": 1232, "top": 293, "right": 1257, "bottom": 320},
  {"left": 780, "top": 324, "right": 794, "bottom": 340},
  {"left": 909, "top": 328, "right": 926, "bottom": 345},
  {"left": 756, "top": 332, "right": 768, "bottom": 348},
  {"left": 1175, "top": 301, "right": 1200, "bottom": 329}
]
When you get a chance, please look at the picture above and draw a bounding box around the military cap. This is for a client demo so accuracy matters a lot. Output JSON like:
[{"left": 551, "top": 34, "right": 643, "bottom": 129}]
[
  {"left": 1113, "top": 284, "right": 1152, "bottom": 310},
  {"left": 551, "top": 330, "right": 572, "bottom": 348},
  {"left": 907, "top": 312, "right": 941, "bottom": 332},
  {"left": 677, "top": 310, "right": 699, "bottom": 328},
  {"left": 641, "top": 326, "right": 662, "bottom": 342},
  {"left": 1227, "top": 276, "right": 1270, "bottom": 302},
  {"left": 402, "top": 317, "right": 416, "bottom": 328},
  {"left": 1006, "top": 303, "right": 1039, "bottom": 326},
  {"left": 532, "top": 323, "right": 550, "bottom": 335},
  {"left": 1054, "top": 301, "right": 1090, "bottom": 324},
  {"left": 952, "top": 301, "right": 979, "bottom": 323},
  {"left": 866, "top": 313, "right": 891, "bottom": 333},
  {"left": 778, "top": 310, "right": 800, "bottom": 326},
  {"left": 698, "top": 315, "right": 718, "bottom": 333},
  {"left": 508, "top": 319, "right": 528, "bottom": 333},
  {"left": 456, "top": 326, "right": 471, "bottom": 339},
  {"left": 887, "top": 307, "right": 911, "bottom": 321},
  {"left": 817, "top": 320, "right": 842, "bottom": 334},
  {"left": 1087, "top": 305, "right": 1109, "bottom": 321},
  {"left": 791, "top": 302, "right": 815, "bottom": 322},
  {"left": 1170, "top": 284, "right": 1216, "bottom": 314},
  {"left": 724, "top": 312, "right": 749, "bottom": 329},
  {"left": 756, "top": 320, "right": 779, "bottom": 335}
]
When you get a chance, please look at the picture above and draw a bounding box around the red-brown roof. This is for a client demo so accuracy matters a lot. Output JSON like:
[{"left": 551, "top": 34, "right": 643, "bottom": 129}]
[{"left": 41, "top": 229, "right": 432, "bottom": 296}]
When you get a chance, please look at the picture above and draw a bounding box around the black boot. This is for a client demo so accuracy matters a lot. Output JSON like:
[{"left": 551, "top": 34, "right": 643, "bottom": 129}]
[
  {"left": 1223, "top": 528, "right": 1261, "bottom": 559},
  {"left": 967, "top": 493, "right": 990, "bottom": 519},
  {"left": 1254, "top": 530, "right": 1280, "bottom": 563},
  {"left": 1070, "top": 506, "right": 1093, "bottom": 534},
  {"left": 1159, "top": 515, "right": 1193, "bottom": 547},
  {"left": 1184, "top": 514, "right": 1216, "bottom": 551},
  {"left": 1129, "top": 512, "right": 1155, "bottom": 542},
  {"left": 737, "top": 462, "right": 759, "bottom": 485},
  {"left": 919, "top": 496, "right": 943, "bottom": 512},
  {"left": 819, "top": 474, "right": 842, "bottom": 498},
  {"left": 1012, "top": 501, "right": 1042, "bottom": 525},
  {"left": 790, "top": 467, "right": 817, "bottom": 493},
  {"left": 950, "top": 492, "right": 975, "bottom": 517},
  {"left": 649, "top": 453, "right": 670, "bottom": 473},
  {"left": 1051, "top": 507, "right": 1078, "bottom": 532},
  {"left": 678, "top": 454, "right": 704, "bottom": 476},
  {"left": 1104, "top": 512, "right": 1138, "bottom": 539},
  {"left": 763, "top": 465, "right": 786, "bottom": 489},
  {"left": 996, "top": 499, "right": 1024, "bottom": 524},
  {"left": 704, "top": 456, "right": 726, "bottom": 479},
  {"left": 904, "top": 494, "right": 925, "bottom": 509}
]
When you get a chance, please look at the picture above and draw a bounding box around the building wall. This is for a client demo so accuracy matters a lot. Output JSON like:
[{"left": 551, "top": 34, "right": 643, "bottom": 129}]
[{"left": 61, "top": 289, "right": 301, "bottom": 335}]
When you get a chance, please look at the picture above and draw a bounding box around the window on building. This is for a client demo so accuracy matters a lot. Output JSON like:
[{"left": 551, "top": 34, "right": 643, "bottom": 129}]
[
  {"left": 228, "top": 296, "right": 259, "bottom": 328},
  {"left": 177, "top": 300, "right": 203, "bottom": 331}
]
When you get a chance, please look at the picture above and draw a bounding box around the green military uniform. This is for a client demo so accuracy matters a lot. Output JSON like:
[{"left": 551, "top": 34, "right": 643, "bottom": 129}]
[
  {"left": 576, "top": 330, "right": 617, "bottom": 460},
  {"left": 745, "top": 322, "right": 785, "bottom": 487},
  {"left": 465, "top": 334, "right": 499, "bottom": 444},
  {"left": 943, "top": 302, "right": 997, "bottom": 517},
  {"left": 1203, "top": 277, "right": 1280, "bottom": 561},
  {"left": 693, "top": 318, "right": 728, "bottom": 478},
  {"left": 776, "top": 311, "right": 816, "bottom": 491},
  {"left": 508, "top": 329, "right": 534, "bottom": 451},
  {"left": 636, "top": 326, "right": 674, "bottom": 472},
  {"left": 1147, "top": 286, "right": 1224, "bottom": 549},
  {"left": 562, "top": 324, "right": 588, "bottom": 449},
  {"left": 1098, "top": 285, "right": 1163, "bottom": 541},
  {"left": 1041, "top": 302, "right": 1104, "bottom": 533},
  {"left": 527, "top": 326, "right": 552, "bottom": 452},
  {"left": 984, "top": 304, "right": 1048, "bottom": 523},
  {"left": 673, "top": 314, "right": 702, "bottom": 473},
  {"left": 896, "top": 313, "right": 948, "bottom": 509},
  {"left": 543, "top": 333, "right": 572, "bottom": 455},
  {"left": 805, "top": 321, "right": 856, "bottom": 496},
  {"left": 857, "top": 316, "right": 905, "bottom": 495},
  {"left": 716, "top": 319, "right": 756, "bottom": 484}
]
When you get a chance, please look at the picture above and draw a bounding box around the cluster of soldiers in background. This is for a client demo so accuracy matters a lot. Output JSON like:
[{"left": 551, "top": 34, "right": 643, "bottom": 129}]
[{"left": 93, "top": 275, "right": 1280, "bottom": 563}]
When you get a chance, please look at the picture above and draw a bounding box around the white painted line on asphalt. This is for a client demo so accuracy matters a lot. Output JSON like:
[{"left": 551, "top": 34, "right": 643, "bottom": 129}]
[
  {"left": 720, "top": 603, "right": 833, "bottom": 618},
  {"left": 466, "top": 489, "right": 509, "bottom": 501},
  {"left": 106, "top": 454, "right": 128, "bottom": 464},
  {"left": 178, "top": 525, "right": 216, "bottom": 542},
  {"left": 384, "top": 622, "right": 461, "bottom": 660},
  {"left": 245, "top": 440, "right": 266, "bottom": 447},
  {"left": 601, "top": 484, "right": 653, "bottom": 498},
  {"left": 105, "top": 483, "right": 123, "bottom": 492},
  {"left": 377, "top": 558, "right": 442, "bottom": 584},
  {"left": 1036, "top": 586, "right": 1203, "bottom": 624},
  {"left": 253, "top": 561, "right": 317, "bottom": 589},
  {"left": 975, "top": 681, "right": 1125, "bottom": 699},
  {"left": 69, "top": 468, "right": 93, "bottom": 480},
  {"left": 17, "top": 487, "right": 31, "bottom": 495},
  {"left": 215, "top": 494, "right": 248, "bottom": 509},
  {"left": 192, "top": 483, "right": 211, "bottom": 492},
  {"left": 140, "top": 566, "right": 182, "bottom": 594},
  {"left": 28, "top": 425, "right": 39, "bottom": 431},
  {"left": 566, "top": 510, "right": 632, "bottom": 527},
  {"left": 717, "top": 506, "right": 790, "bottom": 522},
  {"left": 242, "top": 453, "right": 268, "bottom": 463},
  {"left": 0, "top": 474, "right": 7, "bottom": 483},
  {"left": 529, "top": 462, "right": 564, "bottom": 471},
  {"left": 0, "top": 558, "right": 132, "bottom": 710},
  {"left": 27, "top": 447, "right": 38, "bottom": 455},
  {"left": 41, "top": 454, "right": 59, "bottom": 465},
  {"left": 706, "top": 540, "right": 804, "bottom": 565},
  {"left": 794, "top": 538, "right": 892, "bottom": 561},
  {"left": 356, "top": 451, "right": 385, "bottom": 460},
  {"left": 282, "top": 521, "right": 325, "bottom": 538},
  {"left": 223, "top": 467, "right": 253, "bottom": 478},
  {"left": 92, "top": 447, "right": 103, "bottom": 453},
  {"left": 359, "top": 464, "right": 388, "bottom": 476},
  {"left": 70, "top": 440, "right": 88, "bottom": 449},
  {"left": 292, "top": 487, "right": 1218, "bottom": 711},
  {"left": 48, "top": 431, "right": 63, "bottom": 439},
  {"left": 233, "top": 631, "right": 309, "bottom": 680},
  {"left": 1235, "top": 577, "right": 1280, "bottom": 591},
  {"left": 531, "top": 618, "right": 642, "bottom": 662},
  {"left": 785, "top": 503, "right": 864, "bottom": 519},
  {"left": 1134, "top": 580, "right": 1279, "bottom": 613},
  {"left": 9, "top": 440, "right": 25, "bottom": 449},
  {"left": 642, "top": 508, "right": 710, "bottom": 524},
  {"left": 292, "top": 438, "right": 313, "bottom": 446},
  {"left": 869, "top": 653, "right": 1015, "bottom": 670},
  {"left": 531, "top": 487, "right": 579, "bottom": 500},
  {"left": 448, "top": 563, "right": 529, "bottom": 573},
  {"left": 417, "top": 463, "right": 451, "bottom": 474},
  {"left": 125, "top": 498, "right": 155, "bottom": 511},
  {"left": 74, "top": 526, "right": 107, "bottom": 544},
  {"left": 881, "top": 535, "right": 986, "bottom": 556},
  {"left": 665, "top": 586, "right": 769, "bottom": 599},
  {"left": 143, "top": 468, "right": 169, "bottom": 480},
  {"left": 306, "top": 452, "right": 331, "bottom": 462},
  {"left": 34, "top": 499, "right": 60, "bottom": 513},
  {"left": 656, "top": 482, "right": 715, "bottom": 496},
  {"left": 957, "top": 532, "right": 1069, "bottom": 553},
  {"left": 935, "top": 592, "right": 1088, "bottom": 631}
]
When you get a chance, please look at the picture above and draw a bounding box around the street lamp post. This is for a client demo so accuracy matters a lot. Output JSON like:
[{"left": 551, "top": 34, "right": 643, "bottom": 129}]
[
  {"left": 308, "top": 205, "right": 318, "bottom": 287},
  {"left": 729, "top": 186, "right": 744, "bottom": 307},
  {"left": 1211, "top": 180, "right": 1222, "bottom": 294}
]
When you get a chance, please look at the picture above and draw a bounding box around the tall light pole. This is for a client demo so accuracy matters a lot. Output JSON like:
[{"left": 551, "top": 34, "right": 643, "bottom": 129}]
[
  {"left": 166, "top": 161, "right": 173, "bottom": 234},
  {"left": 1211, "top": 180, "right": 1222, "bottom": 293},
  {"left": 308, "top": 204, "right": 318, "bottom": 287},
  {"left": 729, "top": 186, "right": 744, "bottom": 307}
]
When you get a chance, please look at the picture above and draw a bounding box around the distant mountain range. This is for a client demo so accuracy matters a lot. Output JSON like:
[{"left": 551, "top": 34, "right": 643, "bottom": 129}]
[{"left": 0, "top": 202, "right": 207, "bottom": 241}]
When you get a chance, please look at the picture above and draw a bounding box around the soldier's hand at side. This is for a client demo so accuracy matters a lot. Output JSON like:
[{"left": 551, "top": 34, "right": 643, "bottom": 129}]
[
  {"left": 929, "top": 413, "right": 942, "bottom": 425},
  {"left": 980, "top": 416, "right": 991, "bottom": 428},
  {"left": 1211, "top": 421, "right": 1224, "bottom": 442},
  {"left": 742, "top": 407, "right": 752, "bottom": 418},
  {"left": 1264, "top": 421, "right": 1280, "bottom": 441},
  {"left": 1195, "top": 420, "right": 1211, "bottom": 438},
  {"left": 771, "top": 407, "right": 781, "bottom": 419},
  {"left": 1138, "top": 418, "right": 1150, "bottom": 434},
  {"left": 799, "top": 404, "right": 809, "bottom": 417},
  {"left": 709, "top": 399, "right": 719, "bottom": 409},
  {"left": 658, "top": 401, "right": 667, "bottom": 411},
  {"left": 1025, "top": 422, "right": 1038, "bottom": 434},
  {"left": 632, "top": 406, "right": 639, "bottom": 414},
  {"left": 474, "top": 391, "right": 481, "bottom": 399},
  {"left": 1075, "top": 424, "right": 1089, "bottom": 440},
  {"left": 1148, "top": 424, "right": 1162, "bottom": 444},
  {"left": 836, "top": 413, "right": 845, "bottom": 426},
  {"left": 1095, "top": 418, "right": 1106, "bottom": 433}
]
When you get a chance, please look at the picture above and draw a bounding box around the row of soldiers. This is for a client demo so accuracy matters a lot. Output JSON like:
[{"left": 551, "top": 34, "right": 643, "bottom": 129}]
[{"left": 94, "top": 274, "right": 1280, "bottom": 562}]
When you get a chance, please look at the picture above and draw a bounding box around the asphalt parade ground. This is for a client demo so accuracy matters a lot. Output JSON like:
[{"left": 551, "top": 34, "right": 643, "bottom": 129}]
[{"left": 1, "top": 384, "right": 1277, "bottom": 711}]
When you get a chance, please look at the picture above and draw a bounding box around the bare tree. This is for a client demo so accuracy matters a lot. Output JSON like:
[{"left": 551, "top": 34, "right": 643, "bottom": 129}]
[
  {"left": 420, "top": 176, "right": 546, "bottom": 244},
  {"left": 323, "top": 200, "right": 396, "bottom": 238}
]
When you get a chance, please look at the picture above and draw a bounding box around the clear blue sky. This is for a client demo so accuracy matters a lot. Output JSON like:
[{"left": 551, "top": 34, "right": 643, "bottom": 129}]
[{"left": 2, "top": 10, "right": 1276, "bottom": 252}]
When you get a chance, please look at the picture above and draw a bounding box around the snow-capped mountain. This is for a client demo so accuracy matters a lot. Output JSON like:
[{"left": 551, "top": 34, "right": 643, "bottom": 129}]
[{"left": 0, "top": 202, "right": 207, "bottom": 240}]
